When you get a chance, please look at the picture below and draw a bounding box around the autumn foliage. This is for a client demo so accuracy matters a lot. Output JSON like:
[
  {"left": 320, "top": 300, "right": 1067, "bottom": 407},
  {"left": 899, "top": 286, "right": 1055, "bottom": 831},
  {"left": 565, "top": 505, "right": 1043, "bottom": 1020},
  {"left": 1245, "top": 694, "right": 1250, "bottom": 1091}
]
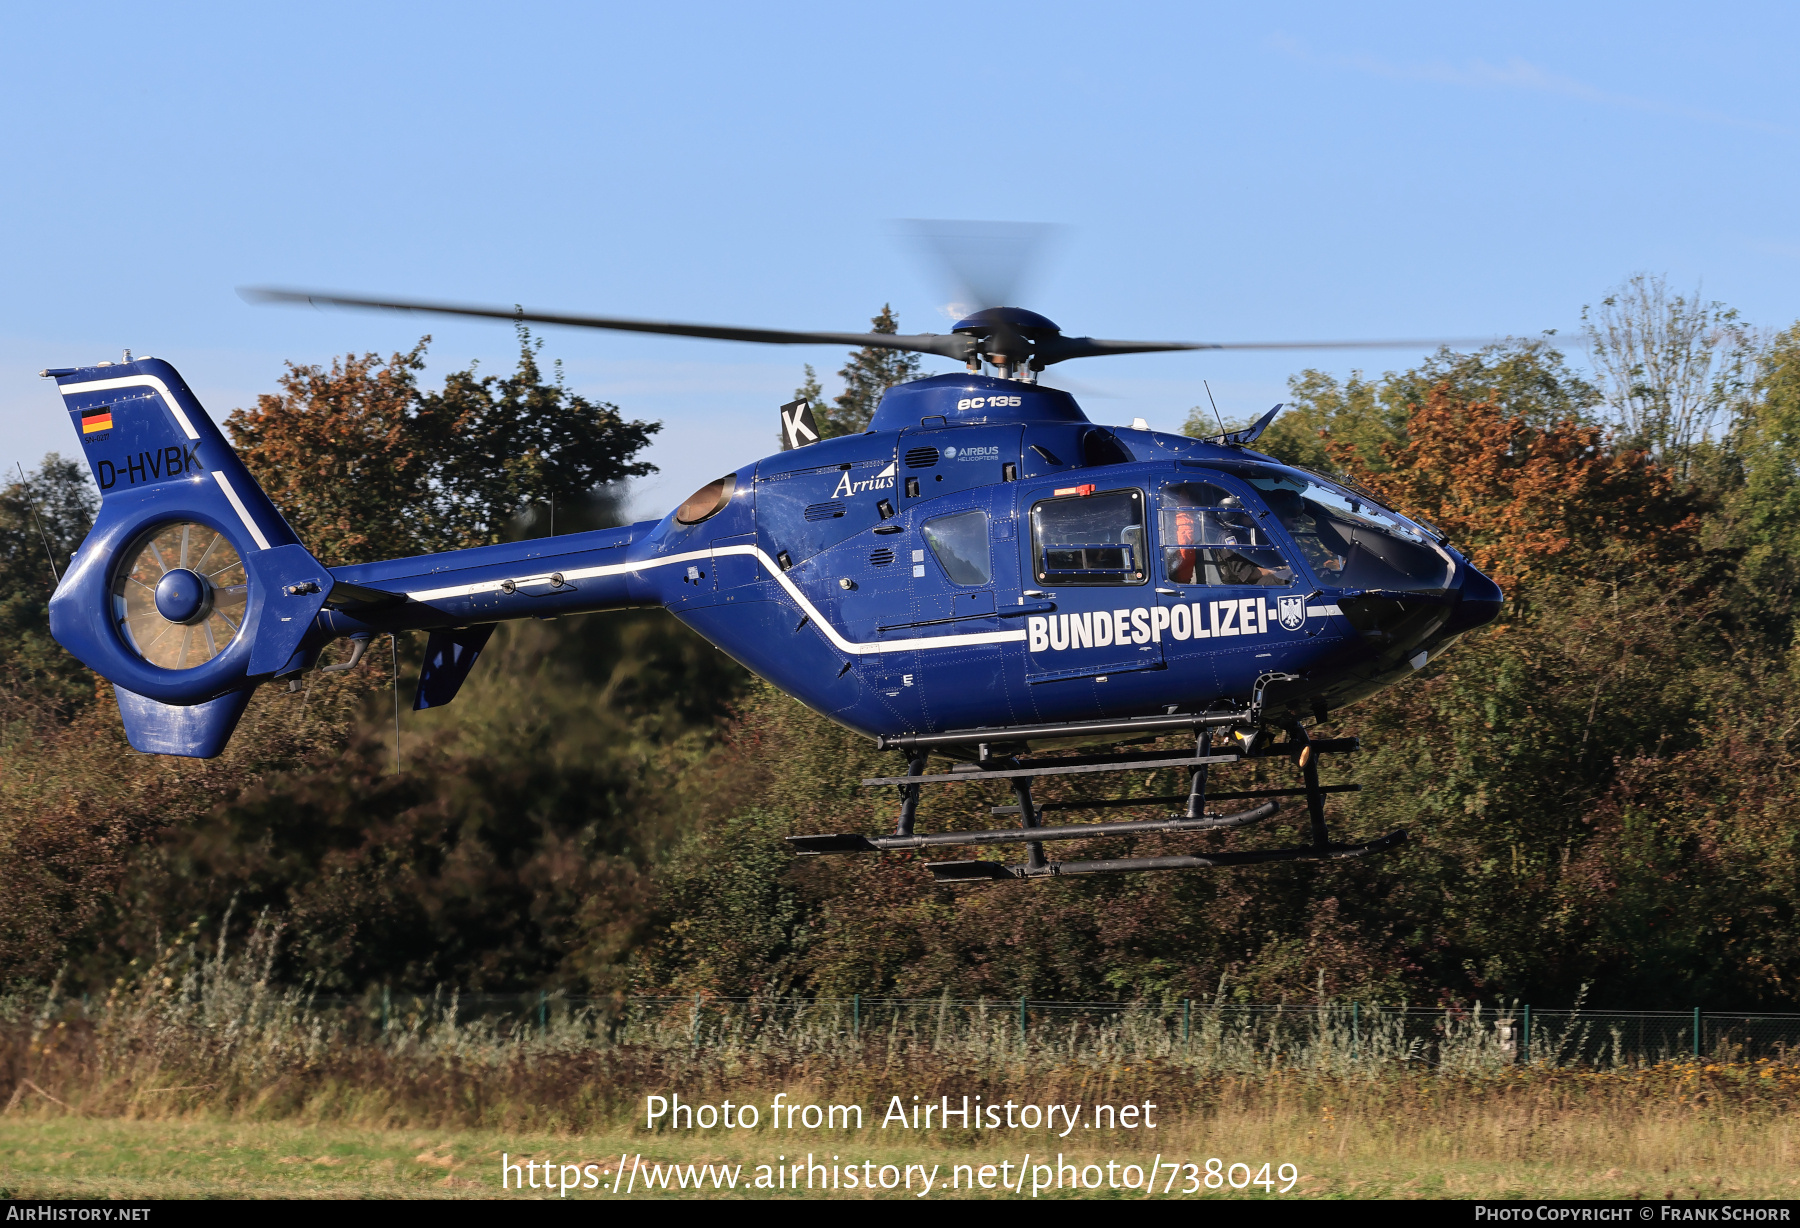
[
  {"left": 5, "top": 330, "right": 1800, "bottom": 1012},
  {"left": 227, "top": 331, "right": 659, "bottom": 567},
  {"left": 1331, "top": 384, "right": 1708, "bottom": 596}
]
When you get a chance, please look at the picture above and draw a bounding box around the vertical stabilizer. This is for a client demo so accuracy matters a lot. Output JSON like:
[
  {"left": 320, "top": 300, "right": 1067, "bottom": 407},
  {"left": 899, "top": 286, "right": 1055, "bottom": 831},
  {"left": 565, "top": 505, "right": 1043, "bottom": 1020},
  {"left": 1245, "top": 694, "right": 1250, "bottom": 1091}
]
[{"left": 45, "top": 357, "right": 333, "bottom": 756}]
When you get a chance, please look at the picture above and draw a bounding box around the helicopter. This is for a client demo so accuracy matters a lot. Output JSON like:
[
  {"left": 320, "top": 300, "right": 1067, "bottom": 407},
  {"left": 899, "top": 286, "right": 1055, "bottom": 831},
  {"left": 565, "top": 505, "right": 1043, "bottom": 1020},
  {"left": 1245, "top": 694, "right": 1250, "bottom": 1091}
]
[{"left": 40, "top": 276, "right": 1504, "bottom": 884}]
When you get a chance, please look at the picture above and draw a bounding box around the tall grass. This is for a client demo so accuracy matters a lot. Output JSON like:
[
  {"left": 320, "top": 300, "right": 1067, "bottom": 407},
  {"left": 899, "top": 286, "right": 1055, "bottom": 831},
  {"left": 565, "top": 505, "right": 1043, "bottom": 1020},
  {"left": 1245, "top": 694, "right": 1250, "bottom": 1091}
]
[{"left": 3, "top": 917, "right": 1797, "bottom": 1140}]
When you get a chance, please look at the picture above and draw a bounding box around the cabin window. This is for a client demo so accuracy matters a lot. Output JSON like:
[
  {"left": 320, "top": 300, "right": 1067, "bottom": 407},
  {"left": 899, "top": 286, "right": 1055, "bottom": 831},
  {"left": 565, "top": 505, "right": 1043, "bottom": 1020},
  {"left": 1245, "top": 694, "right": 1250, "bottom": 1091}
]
[
  {"left": 921, "top": 510, "right": 991, "bottom": 585},
  {"left": 1030, "top": 489, "right": 1146, "bottom": 586},
  {"left": 1158, "top": 482, "right": 1294, "bottom": 587}
]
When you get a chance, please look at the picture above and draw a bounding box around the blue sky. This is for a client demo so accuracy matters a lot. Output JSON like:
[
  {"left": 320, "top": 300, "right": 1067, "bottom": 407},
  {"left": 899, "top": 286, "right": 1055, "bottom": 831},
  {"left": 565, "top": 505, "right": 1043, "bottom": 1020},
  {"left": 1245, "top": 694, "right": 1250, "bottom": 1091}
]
[{"left": 4, "top": 2, "right": 1796, "bottom": 518}]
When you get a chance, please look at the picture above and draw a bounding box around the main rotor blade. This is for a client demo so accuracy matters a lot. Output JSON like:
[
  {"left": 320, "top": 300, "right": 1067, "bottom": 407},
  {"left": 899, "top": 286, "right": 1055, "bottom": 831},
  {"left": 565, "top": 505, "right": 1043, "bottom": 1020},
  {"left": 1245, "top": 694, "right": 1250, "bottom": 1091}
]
[
  {"left": 245, "top": 287, "right": 1501, "bottom": 370},
  {"left": 240, "top": 287, "right": 978, "bottom": 362},
  {"left": 1036, "top": 335, "right": 1501, "bottom": 365}
]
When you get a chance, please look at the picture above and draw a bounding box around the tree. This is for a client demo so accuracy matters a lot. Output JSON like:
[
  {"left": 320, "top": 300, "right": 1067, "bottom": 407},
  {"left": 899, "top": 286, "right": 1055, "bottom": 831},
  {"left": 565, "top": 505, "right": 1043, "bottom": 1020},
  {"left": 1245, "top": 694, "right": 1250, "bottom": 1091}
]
[
  {"left": 228, "top": 329, "right": 660, "bottom": 566},
  {"left": 1196, "top": 340, "right": 1602, "bottom": 478},
  {"left": 0, "top": 455, "right": 98, "bottom": 721},
  {"left": 1728, "top": 322, "right": 1800, "bottom": 637},
  {"left": 416, "top": 327, "right": 660, "bottom": 549},
  {"left": 1583, "top": 273, "right": 1756, "bottom": 478},
  {"left": 811, "top": 305, "right": 921, "bottom": 439},
  {"left": 1332, "top": 383, "right": 1705, "bottom": 598},
  {"left": 1183, "top": 368, "right": 1395, "bottom": 474},
  {"left": 226, "top": 342, "right": 432, "bottom": 566}
]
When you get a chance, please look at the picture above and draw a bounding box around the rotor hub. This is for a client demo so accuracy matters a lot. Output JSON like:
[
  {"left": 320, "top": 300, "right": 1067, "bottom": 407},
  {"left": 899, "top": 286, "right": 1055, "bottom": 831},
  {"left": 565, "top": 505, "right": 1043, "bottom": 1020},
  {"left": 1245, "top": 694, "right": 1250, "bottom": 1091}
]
[
  {"left": 950, "top": 306, "right": 1062, "bottom": 338},
  {"left": 952, "top": 306, "right": 1062, "bottom": 373},
  {"left": 154, "top": 568, "right": 214, "bottom": 625}
]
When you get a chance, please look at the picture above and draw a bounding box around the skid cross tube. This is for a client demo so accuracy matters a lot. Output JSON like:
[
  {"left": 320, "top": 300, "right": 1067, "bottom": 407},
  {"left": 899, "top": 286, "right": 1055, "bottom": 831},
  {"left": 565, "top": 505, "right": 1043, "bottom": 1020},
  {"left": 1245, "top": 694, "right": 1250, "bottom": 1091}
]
[
  {"left": 788, "top": 800, "right": 1278, "bottom": 855},
  {"left": 1288, "top": 721, "right": 1331, "bottom": 849},
  {"left": 894, "top": 752, "right": 927, "bottom": 836},
  {"left": 1015, "top": 776, "right": 1047, "bottom": 871},
  {"left": 1185, "top": 728, "right": 1211, "bottom": 819}
]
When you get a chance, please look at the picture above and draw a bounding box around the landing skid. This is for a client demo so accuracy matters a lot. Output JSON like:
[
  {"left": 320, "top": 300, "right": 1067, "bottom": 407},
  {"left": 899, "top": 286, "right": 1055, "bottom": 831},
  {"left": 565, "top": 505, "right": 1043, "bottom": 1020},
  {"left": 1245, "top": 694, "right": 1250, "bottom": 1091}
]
[
  {"left": 786, "top": 711, "right": 1404, "bottom": 882},
  {"left": 925, "top": 829, "right": 1406, "bottom": 882}
]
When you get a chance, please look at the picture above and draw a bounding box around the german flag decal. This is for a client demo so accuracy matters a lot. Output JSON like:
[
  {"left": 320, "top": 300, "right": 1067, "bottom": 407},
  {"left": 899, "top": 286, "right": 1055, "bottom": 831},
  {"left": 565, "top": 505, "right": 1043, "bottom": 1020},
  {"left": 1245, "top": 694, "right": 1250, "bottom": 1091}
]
[{"left": 81, "top": 408, "right": 113, "bottom": 434}]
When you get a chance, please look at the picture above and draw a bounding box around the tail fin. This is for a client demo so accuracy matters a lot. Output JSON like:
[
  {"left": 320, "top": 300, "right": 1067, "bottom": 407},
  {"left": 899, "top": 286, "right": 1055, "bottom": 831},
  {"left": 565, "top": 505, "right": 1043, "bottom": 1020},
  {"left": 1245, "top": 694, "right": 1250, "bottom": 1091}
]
[{"left": 45, "top": 356, "right": 334, "bottom": 756}]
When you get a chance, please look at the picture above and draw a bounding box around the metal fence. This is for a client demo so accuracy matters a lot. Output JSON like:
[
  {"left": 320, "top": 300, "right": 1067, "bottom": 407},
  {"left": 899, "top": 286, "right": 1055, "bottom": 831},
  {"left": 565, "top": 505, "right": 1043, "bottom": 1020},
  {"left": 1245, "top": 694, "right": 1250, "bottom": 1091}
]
[{"left": 115, "top": 991, "right": 1793, "bottom": 1068}]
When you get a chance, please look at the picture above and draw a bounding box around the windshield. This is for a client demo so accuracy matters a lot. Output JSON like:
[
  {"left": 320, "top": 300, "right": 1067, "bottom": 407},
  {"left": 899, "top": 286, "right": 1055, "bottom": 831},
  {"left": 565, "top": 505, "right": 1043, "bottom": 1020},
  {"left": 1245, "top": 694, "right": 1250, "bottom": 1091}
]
[{"left": 1241, "top": 470, "right": 1455, "bottom": 593}]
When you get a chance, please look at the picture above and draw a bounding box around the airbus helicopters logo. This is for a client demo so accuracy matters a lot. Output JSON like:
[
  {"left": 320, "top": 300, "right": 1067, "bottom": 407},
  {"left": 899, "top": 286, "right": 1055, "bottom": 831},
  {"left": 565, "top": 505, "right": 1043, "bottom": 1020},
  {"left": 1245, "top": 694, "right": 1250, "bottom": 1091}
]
[
  {"left": 833, "top": 461, "right": 897, "bottom": 498},
  {"left": 944, "top": 445, "right": 999, "bottom": 462}
]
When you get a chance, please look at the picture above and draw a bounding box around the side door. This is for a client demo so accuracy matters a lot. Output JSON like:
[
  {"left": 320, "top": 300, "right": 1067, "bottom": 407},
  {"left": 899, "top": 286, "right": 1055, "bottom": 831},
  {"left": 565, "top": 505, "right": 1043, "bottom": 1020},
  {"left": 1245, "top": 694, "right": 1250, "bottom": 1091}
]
[
  {"left": 1152, "top": 473, "right": 1305, "bottom": 696},
  {"left": 1018, "top": 481, "right": 1163, "bottom": 717}
]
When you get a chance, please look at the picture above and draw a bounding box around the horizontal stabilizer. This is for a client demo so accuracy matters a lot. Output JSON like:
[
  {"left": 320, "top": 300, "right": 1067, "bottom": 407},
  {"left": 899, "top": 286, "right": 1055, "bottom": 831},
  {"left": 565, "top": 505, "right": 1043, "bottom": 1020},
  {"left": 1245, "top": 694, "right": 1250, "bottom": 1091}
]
[{"left": 327, "top": 579, "right": 407, "bottom": 609}]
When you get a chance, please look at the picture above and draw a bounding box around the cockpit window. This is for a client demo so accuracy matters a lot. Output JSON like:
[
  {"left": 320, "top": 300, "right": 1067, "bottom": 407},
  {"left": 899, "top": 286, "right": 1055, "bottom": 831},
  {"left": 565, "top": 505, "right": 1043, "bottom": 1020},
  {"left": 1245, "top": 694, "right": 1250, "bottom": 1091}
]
[
  {"left": 1158, "top": 482, "right": 1295, "bottom": 587},
  {"left": 1242, "top": 470, "right": 1454, "bottom": 593},
  {"left": 1031, "top": 489, "right": 1146, "bottom": 585}
]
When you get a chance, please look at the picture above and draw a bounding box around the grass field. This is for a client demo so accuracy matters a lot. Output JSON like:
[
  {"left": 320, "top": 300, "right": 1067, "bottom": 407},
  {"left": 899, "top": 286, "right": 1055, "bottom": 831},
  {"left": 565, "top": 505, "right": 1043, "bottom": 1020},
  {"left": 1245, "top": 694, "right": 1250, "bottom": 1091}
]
[
  {"left": 5, "top": 941, "right": 1799, "bottom": 1200},
  {"left": 3, "top": 1104, "right": 1797, "bottom": 1200}
]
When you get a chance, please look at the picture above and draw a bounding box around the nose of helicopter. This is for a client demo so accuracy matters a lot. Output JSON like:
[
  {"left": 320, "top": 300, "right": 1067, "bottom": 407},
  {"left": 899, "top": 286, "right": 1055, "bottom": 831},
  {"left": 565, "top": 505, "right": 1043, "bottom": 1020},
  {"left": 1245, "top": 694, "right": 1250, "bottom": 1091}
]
[{"left": 1437, "top": 555, "right": 1505, "bottom": 640}]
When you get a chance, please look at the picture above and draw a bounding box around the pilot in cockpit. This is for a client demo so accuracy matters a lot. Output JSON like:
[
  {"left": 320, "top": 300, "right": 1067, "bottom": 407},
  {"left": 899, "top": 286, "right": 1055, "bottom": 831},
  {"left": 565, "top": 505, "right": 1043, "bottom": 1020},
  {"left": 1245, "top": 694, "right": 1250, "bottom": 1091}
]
[
  {"left": 1259, "top": 486, "right": 1347, "bottom": 579},
  {"left": 1162, "top": 485, "right": 1292, "bottom": 587}
]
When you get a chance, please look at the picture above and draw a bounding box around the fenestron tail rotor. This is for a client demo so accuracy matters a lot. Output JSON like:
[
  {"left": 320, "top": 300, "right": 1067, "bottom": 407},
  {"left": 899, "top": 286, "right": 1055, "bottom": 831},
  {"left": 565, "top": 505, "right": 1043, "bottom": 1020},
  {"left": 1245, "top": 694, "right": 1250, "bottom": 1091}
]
[{"left": 112, "top": 521, "right": 248, "bottom": 670}]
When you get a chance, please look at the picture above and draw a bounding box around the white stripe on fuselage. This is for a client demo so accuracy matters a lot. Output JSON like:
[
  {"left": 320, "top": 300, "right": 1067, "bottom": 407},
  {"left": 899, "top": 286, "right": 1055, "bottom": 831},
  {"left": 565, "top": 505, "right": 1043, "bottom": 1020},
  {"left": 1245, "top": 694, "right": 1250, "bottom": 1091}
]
[
  {"left": 210, "top": 470, "right": 273, "bottom": 551},
  {"left": 56, "top": 374, "right": 201, "bottom": 441},
  {"left": 400, "top": 543, "right": 1024, "bottom": 656},
  {"left": 398, "top": 549, "right": 1350, "bottom": 658}
]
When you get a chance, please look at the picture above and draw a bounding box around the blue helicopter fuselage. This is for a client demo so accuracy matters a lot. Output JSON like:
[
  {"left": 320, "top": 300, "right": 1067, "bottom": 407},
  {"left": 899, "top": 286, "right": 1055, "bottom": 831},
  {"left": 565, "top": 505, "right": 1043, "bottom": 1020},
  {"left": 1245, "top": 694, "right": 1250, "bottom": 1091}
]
[{"left": 45, "top": 362, "right": 1500, "bottom": 756}]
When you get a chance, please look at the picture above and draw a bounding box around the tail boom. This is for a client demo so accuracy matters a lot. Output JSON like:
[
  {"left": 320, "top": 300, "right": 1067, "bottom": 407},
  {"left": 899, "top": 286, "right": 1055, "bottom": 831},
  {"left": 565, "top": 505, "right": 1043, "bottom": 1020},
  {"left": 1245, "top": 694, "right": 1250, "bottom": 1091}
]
[{"left": 43, "top": 355, "right": 689, "bottom": 756}]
